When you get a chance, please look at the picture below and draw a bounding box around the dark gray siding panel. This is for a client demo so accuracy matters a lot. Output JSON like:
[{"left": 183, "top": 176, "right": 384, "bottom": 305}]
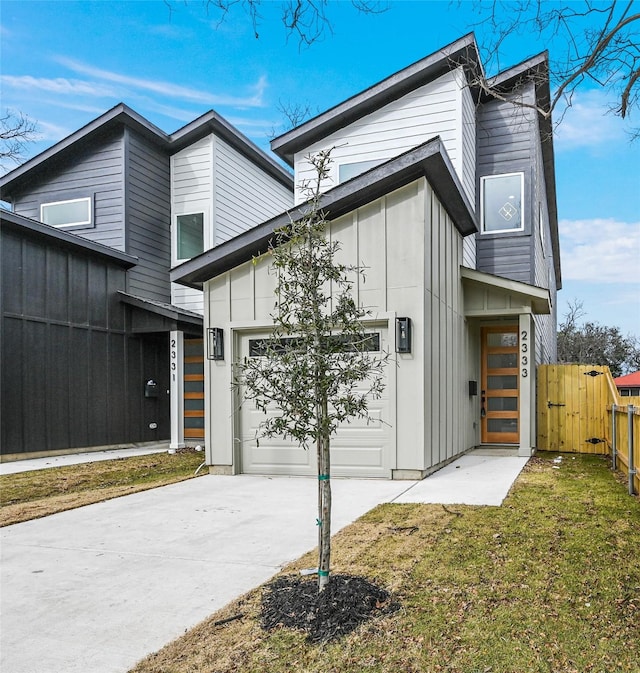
[
  {"left": 0, "top": 224, "right": 170, "bottom": 455},
  {"left": 474, "top": 235, "right": 532, "bottom": 284},
  {"left": 125, "top": 130, "right": 171, "bottom": 302},
  {"left": 11, "top": 129, "right": 126, "bottom": 251},
  {"left": 475, "top": 85, "right": 536, "bottom": 285}
]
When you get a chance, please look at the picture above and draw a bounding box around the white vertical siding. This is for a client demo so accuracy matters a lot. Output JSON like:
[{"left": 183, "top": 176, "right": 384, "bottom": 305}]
[
  {"left": 292, "top": 69, "right": 470, "bottom": 205},
  {"left": 171, "top": 284, "right": 204, "bottom": 315},
  {"left": 170, "top": 134, "right": 293, "bottom": 314},
  {"left": 459, "top": 70, "right": 477, "bottom": 206},
  {"left": 213, "top": 137, "right": 293, "bottom": 245},
  {"left": 170, "top": 135, "right": 213, "bottom": 312}
]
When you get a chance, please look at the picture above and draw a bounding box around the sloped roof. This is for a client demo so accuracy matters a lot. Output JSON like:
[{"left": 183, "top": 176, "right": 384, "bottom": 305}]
[
  {"left": 461, "top": 266, "right": 551, "bottom": 315},
  {"left": 171, "top": 135, "right": 477, "bottom": 288},
  {"left": 1, "top": 208, "right": 138, "bottom": 267},
  {"left": 0, "top": 103, "right": 293, "bottom": 197},
  {"left": 270, "top": 39, "right": 561, "bottom": 292},
  {"left": 614, "top": 371, "right": 640, "bottom": 387},
  {"left": 271, "top": 33, "right": 482, "bottom": 166},
  {"left": 117, "top": 291, "right": 203, "bottom": 327}
]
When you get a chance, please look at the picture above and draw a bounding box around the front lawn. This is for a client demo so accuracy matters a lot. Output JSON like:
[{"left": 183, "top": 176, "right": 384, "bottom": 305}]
[
  {"left": 130, "top": 453, "right": 640, "bottom": 673},
  {"left": 0, "top": 448, "right": 206, "bottom": 526}
]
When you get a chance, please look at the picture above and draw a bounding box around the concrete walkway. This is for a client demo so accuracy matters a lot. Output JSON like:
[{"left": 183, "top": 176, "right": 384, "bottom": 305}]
[
  {"left": 0, "top": 445, "right": 174, "bottom": 475},
  {"left": 0, "top": 452, "right": 528, "bottom": 673}
]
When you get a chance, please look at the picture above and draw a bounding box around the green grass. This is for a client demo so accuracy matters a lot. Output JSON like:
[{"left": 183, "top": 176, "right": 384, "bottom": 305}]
[
  {"left": 130, "top": 453, "right": 640, "bottom": 673},
  {"left": 0, "top": 448, "right": 206, "bottom": 525}
]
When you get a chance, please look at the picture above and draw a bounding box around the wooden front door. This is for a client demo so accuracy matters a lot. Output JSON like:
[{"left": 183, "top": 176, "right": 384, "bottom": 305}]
[
  {"left": 184, "top": 339, "right": 204, "bottom": 440},
  {"left": 481, "top": 326, "right": 519, "bottom": 444}
]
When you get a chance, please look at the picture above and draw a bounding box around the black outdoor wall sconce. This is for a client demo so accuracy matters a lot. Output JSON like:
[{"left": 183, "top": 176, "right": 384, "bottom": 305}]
[
  {"left": 207, "top": 327, "right": 224, "bottom": 361},
  {"left": 468, "top": 380, "right": 478, "bottom": 397},
  {"left": 395, "top": 317, "right": 412, "bottom": 353}
]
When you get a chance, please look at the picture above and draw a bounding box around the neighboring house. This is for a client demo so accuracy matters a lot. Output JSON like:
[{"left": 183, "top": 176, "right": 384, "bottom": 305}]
[
  {"left": 172, "top": 34, "right": 561, "bottom": 479},
  {"left": 0, "top": 210, "right": 201, "bottom": 458},
  {"left": 0, "top": 104, "right": 293, "bottom": 458},
  {"left": 614, "top": 372, "right": 640, "bottom": 397}
]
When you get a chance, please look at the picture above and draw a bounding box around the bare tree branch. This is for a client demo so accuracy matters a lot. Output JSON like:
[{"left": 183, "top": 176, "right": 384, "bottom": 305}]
[
  {"left": 168, "top": 0, "right": 389, "bottom": 46},
  {"left": 470, "top": 1, "right": 640, "bottom": 136},
  {"left": 0, "top": 110, "right": 38, "bottom": 168}
]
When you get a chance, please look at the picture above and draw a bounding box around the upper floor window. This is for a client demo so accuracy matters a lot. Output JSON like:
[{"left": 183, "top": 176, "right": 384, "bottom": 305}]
[
  {"left": 338, "top": 159, "right": 383, "bottom": 184},
  {"left": 176, "top": 213, "right": 204, "bottom": 260},
  {"left": 41, "top": 197, "right": 92, "bottom": 228},
  {"left": 480, "top": 173, "right": 524, "bottom": 234}
]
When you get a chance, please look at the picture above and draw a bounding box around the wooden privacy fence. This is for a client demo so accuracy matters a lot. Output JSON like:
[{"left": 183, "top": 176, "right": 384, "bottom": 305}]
[{"left": 537, "top": 364, "right": 639, "bottom": 495}]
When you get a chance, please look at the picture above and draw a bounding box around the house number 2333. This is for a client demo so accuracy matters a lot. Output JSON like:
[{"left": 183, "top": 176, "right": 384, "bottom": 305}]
[{"left": 521, "top": 330, "right": 528, "bottom": 377}]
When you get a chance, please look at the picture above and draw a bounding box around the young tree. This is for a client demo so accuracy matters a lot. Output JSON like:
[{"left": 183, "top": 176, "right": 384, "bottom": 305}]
[{"left": 236, "top": 149, "right": 388, "bottom": 592}]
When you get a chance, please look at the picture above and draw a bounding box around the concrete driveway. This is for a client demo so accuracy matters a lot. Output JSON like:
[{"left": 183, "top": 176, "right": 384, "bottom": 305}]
[
  {"left": 0, "top": 452, "right": 528, "bottom": 673},
  {"left": 0, "top": 475, "right": 415, "bottom": 673}
]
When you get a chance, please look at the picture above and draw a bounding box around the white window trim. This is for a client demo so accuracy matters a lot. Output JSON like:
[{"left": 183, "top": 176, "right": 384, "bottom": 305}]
[
  {"left": 480, "top": 172, "right": 525, "bottom": 235},
  {"left": 41, "top": 196, "right": 92, "bottom": 228},
  {"left": 173, "top": 211, "right": 207, "bottom": 264}
]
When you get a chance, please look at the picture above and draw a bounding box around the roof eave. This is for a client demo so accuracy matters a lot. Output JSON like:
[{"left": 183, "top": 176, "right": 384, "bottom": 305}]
[
  {"left": 483, "top": 52, "right": 562, "bottom": 290},
  {"left": 117, "top": 291, "right": 203, "bottom": 326},
  {"left": 271, "top": 33, "right": 482, "bottom": 165},
  {"left": 1, "top": 210, "right": 139, "bottom": 267},
  {"left": 169, "top": 111, "right": 294, "bottom": 190},
  {"left": 461, "top": 266, "right": 551, "bottom": 315},
  {"left": 171, "top": 136, "right": 477, "bottom": 287},
  {"left": 0, "top": 103, "right": 170, "bottom": 197}
]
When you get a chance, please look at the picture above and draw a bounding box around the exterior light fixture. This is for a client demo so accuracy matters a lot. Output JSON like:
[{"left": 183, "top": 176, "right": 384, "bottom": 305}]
[
  {"left": 207, "top": 327, "right": 224, "bottom": 361},
  {"left": 395, "top": 317, "right": 412, "bottom": 353}
]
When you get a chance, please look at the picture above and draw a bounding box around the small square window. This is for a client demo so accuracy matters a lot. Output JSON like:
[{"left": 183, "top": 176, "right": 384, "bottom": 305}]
[
  {"left": 41, "top": 197, "right": 92, "bottom": 228},
  {"left": 481, "top": 173, "right": 524, "bottom": 233},
  {"left": 176, "top": 213, "right": 204, "bottom": 260}
]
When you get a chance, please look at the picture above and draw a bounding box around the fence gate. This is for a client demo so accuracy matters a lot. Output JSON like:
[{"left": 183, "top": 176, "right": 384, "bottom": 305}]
[{"left": 537, "top": 364, "right": 618, "bottom": 453}]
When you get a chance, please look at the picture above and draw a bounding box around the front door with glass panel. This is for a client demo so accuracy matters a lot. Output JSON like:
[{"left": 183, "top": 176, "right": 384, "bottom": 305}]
[{"left": 481, "top": 326, "right": 519, "bottom": 444}]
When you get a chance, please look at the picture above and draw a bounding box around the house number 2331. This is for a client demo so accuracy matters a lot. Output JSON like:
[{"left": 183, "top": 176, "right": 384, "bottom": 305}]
[{"left": 520, "top": 330, "right": 528, "bottom": 377}]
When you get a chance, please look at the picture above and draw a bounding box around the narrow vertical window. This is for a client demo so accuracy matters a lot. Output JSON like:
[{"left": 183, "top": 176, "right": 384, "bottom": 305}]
[
  {"left": 176, "top": 213, "right": 204, "bottom": 260},
  {"left": 480, "top": 173, "right": 524, "bottom": 233}
]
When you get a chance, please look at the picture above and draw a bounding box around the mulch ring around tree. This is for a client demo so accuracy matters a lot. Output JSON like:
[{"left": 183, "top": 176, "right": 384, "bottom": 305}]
[{"left": 261, "top": 573, "right": 400, "bottom": 643}]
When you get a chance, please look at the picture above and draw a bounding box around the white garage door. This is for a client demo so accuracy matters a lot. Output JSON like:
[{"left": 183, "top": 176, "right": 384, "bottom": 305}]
[{"left": 238, "top": 328, "right": 393, "bottom": 478}]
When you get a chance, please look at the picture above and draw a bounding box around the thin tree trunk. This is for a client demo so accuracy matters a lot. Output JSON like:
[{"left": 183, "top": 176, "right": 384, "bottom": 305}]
[{"left": 317, "top": 396, "right": 331, "bottom": 592}]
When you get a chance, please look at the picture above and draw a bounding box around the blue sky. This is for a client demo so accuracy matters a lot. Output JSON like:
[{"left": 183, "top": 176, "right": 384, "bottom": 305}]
[{"left": 2, "top": 0, "right": 639, "bottom": 336}]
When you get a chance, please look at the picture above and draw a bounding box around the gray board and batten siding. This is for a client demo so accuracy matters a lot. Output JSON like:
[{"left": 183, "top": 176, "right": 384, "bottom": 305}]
[
  {"left": 8, "top": 125, "right": 173, "bottom": 305},
  {"left": 0, "top": 212, "right": 171, "bottom": 456}
]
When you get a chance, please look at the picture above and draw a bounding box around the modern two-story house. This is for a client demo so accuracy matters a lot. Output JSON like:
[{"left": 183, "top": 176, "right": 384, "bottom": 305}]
[
  {"left": 172, "top": 34, "right": 561, "bottom": 479},
  {"left": 1, "top": 105, "right": 293, "bottom": 459}
]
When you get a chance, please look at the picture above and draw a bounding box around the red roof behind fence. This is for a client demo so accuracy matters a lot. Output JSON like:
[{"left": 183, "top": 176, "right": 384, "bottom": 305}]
[{"left": 614, "top": 371, "right": 640, "bottom": 387}]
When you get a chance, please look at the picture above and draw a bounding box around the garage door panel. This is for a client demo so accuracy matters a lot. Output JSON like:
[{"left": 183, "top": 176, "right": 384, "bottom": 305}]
[
  {"left": 239, "top": 328, "right": 392, "bottom": 478},
  {"left": 243, "top": 445, "right": 314, "bottom": 475}
]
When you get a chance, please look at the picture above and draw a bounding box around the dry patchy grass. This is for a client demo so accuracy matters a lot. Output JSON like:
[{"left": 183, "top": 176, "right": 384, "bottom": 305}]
[
  {"left": 130, "top": 453, "right": 640, "bottom": 673},
  {"left": 0, "top": 449, "right": 205, "bottom": 526}
]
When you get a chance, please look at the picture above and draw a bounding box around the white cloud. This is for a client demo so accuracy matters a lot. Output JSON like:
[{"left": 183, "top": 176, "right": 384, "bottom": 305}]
[
  {"left": 559, "top": 217, "right": 640, "bottom": 283},
  {"left": 35, "top": 120, "right": 73, "bottom": 142},
  {"left": 55, "top": 57, "right": 267, "bottom": 108},
  {"left": 554, "top": 89, "right": 629, "bottom": 151},
  {"left": 1, "top": 75, "right": 117, "bottom": 98}
]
